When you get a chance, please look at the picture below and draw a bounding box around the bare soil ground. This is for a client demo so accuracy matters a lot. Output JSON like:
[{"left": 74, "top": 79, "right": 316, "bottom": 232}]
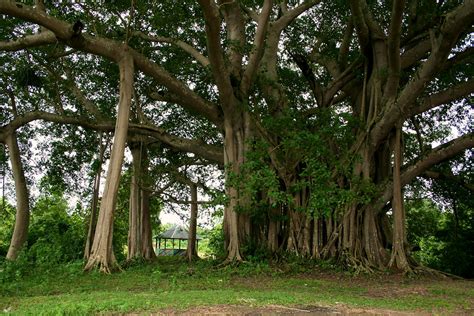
[{"left": 143, "top": 305, "right": 435, "bottom": 315}]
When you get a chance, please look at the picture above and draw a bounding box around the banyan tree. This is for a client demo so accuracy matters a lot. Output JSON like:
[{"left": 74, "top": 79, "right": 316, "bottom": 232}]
[{"left": 0, "top": 0, "right": 473, "bottom": 272}]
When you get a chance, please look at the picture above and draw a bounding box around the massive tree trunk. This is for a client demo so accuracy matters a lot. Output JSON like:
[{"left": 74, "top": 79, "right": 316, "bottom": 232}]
[
  {"left": 140, "top": 186, "right": 155, "bottom": 260},
  {"left": 389, "top": 126, "right": 411, "bottom": 271},
  {"left": 222, "top": 111, "right": 255, "bottom": 262},
  {"left": 127, "top": 143, "right": 142, "bottom": 260},
  {"left": 127, "top": 141, "right": 156, "bottom": 261},
  {"left": 140, "top": 147, "right": 156, "bottom": 260},
  {"left": 84, "top": 53, "right": 134, "bottom": 273},
  {"left": 223, "top": 118, "right": 245, "bottom": 263},
  {"left": 5, "top": 132, "right": 29, "bottom": 260},
  {"left": 84, "top": 133, "right": 105, "bottom": 260},
  {"left": 187, "top": 183, "right": 198, "bottom": 262}
]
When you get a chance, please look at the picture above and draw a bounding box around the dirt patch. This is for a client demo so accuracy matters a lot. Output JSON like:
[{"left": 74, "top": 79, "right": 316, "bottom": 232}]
[
  {"left": 365, "top": 285, "right": 430, "bottom": 298},
  {"left": 132, "top": 304, "right": 423, "bottom": 315},
  {"left": 152, "top": 304, "right": 338, "bottom": 315}
]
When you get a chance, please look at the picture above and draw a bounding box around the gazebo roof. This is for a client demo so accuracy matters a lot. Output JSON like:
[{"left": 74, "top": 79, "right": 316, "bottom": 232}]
[{"left": 156, "top": 225, "right": 202, "bottom": 240}]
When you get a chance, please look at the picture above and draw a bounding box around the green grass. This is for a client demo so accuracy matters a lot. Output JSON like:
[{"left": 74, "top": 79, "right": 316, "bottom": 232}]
[{"left": 1, "top": 257, "right": 473, "bottom": 315}]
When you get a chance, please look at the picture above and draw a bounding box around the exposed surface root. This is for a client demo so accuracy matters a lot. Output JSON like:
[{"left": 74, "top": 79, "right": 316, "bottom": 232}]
[
  {"left": 412, "top": 266, "right": 463, "bottom": 280},
  {"left": 338, "top": 253, "right": 377, "bottom": 274},
  {"left": 218, "top": 257, "right": 244, "bottom": 268}
]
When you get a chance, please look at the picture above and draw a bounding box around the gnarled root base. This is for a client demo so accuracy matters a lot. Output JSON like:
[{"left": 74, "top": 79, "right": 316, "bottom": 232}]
[
  {"left": 221, "top": 238, "right": 243, "bottom": 266},
  {"left": 338, "top": 252, "right": 378, "bottom": 274},
  {"left": 220, "top": 255, "right": 244, "bottom": 267},
  {"left": 84, "top": 255, "right": 121, "bottom": 274},
  {"left": 337, "top": 251, "right": 459, "bottom": 278},
  {"left": 217, "top": 258, "right": 245, "bottom": 268}
]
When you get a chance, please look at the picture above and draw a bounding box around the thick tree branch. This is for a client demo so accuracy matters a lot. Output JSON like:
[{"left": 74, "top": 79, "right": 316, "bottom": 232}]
[
  {"left": 273, "top": 0, "right": 322, "bottom": 31},
  {"left": 198, "top": 0, "right": 234, "bottom": 105},
  {"left": 384, "top": 0, "right": 406, "bottom": 99},
  {"left": 133, "top": 31, "right": 210, "bottom": 68},
  {"left": 294, "top": 53, "right": 360, "bottom": 108},
  {"left": 292, "top": 53, "right": 323, "bottom": 106},
  {"left": 132, "top": 52, "right": 222, "bottom": 126},
  {"left": 401, "top": 133, "right": 474, "bottom": 187},
  {"left": 255, "top": 1, "right": 322, "bottom": 114},
  {"left": 408, "top": 79, "right": 474, "bottom": 118},
  {"left": 400, "top": 38, "right": 430, "bottom": 69},
  {"left": 240, "top": 0, "right": 273, "bottom": 96},
  {"left": 0, "top": 111, "right": 223, "bottom": 164},
  {"left": 422, "top": 170, "right": 474, "bottom": 193},
  {"left": 131, "top": 123, "right": 223, "bottom": 165},
  {"left": 219, "top": 1, "right": 245, "bottom": 75},
  {"left": 309, "top": 47, "right": 341, "bottom": 79},
  {"left": 441, "top": 46, "right": 474, "bottom": 71},
  {"left": 377, "top": 133, "right": 474, "bottom": 209},
  {"left": 338, "top": 18, "right": 353, "bottom": 69},
  {"left": 323, "top": 60, "right": 361, "bottom": 107},
  {"left": 279, "top": 0, "right": 288, "bottom": 14},
  {"left": 349, "top": 0, "right": 370, "bottom": 53},
  {"left": 0, "top": 31, "right": 57, "bottom": 51},
  {"left": 240, "top": 4, "right": 259, "bottom": 22}
]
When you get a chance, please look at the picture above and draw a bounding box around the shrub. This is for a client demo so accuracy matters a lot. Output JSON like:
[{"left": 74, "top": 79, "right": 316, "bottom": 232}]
[{"left": 26, "top": 194, "right": 85, "bottom": 265}]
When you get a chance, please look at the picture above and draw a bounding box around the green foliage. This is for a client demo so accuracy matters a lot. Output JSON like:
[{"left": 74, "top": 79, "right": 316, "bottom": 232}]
[
  {"left": 26, "top": 193, "right": 85, "bottom": 265},
  {"left": 406, "top": 199, "right": 474, "bottom": 278},
  {"left": 240, "top": 238, "right": 272, "bottom": 264},
  {"left": 0, "top": 192, "right": 86, "bottom": 284},
  {"left": 37, "top": 124, "right": 99, "bottom": 196},
  {"left": 0, "top": 249, "right": 33, "bottom": 284},
  {"left": 407, "top": 200, "right": 442, "bottom": 243},
  {"left": 0, "top": 199, "right": 15, "bottom": 257},
  {"left": 205, "top": 224, "right": 226, "bottom": 259},
  {"left": 15, "top": 65, "right": 43, "bottom": 88},
  {"left": 228, "top": 108, "right": 372, "bottom": 221}
]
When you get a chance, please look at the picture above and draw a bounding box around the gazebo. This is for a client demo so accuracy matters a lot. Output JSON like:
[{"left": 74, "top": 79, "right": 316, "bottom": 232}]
[{"left": 154, "top": 225, "right": 202, "bottom": 256}]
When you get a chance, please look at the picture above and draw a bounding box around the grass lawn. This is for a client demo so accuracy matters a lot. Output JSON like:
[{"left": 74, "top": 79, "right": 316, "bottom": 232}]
[{"left": 1, "top": 257, "right": 473, "bottom": 315}]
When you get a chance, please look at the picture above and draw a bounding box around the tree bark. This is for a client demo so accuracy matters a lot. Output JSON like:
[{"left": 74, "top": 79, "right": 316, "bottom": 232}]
[
  {"left": 5, "top": 132, "right": 29, "bottom": 260},
  {"left": 84, "top": 133, "right": 105, "bottom": 260},
  {"left": 140, "top": 146, "right": 156, "bottom": 260},
  {"left": 267, "top": 203, "right": 280, "bottom": 253},
  {"left": 187, "top": 183, "right": 198, "bottom": 262},
  {"left": 84, "top": 52, "right": 134, "bottom": 273},
  {"left": 127, "top": 144, "right": 142, "bottom": 260},
  {"left": 222, "top": 117, "right": 247, "bottom": 263},
  {"left": 389, "top": 126, "right": 410, "bottom": 271}
]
